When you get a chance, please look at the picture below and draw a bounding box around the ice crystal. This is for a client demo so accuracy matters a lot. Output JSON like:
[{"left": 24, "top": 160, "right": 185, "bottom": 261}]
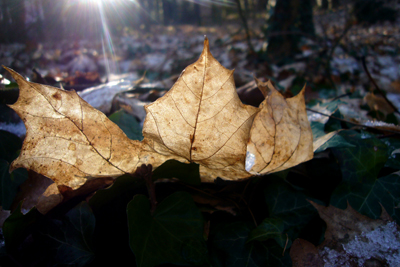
[{"left": 319, "top": 222, "right": 400, "bottom": 266}]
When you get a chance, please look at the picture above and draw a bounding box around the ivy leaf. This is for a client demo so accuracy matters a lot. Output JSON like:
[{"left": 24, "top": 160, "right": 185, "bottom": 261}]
[
  {"left": 108, "top": 109, "right": 143, "bottom": 141},
  {"left": 152, "top": 159, "right": 201, "bottom": 185},
  {"left": 3, "top": 202, "right": 40, "bottom": 251},
  {"left": 330, "top": 131, "right": 390, "bottom": 214},
  {"left": 263, "top": 175, "right": 317, "bottom": 232},
  {"left": 333, "top": 171, "right": 400, "bottom": 223},
  {"left": 311, "top": 122, "right": 354, "bottom": 153},
  {"left": 210, "top": 221, "right": 291, "bottom": 267},
  {"left": 0, "top": 130, "right": 22, "bottom": 163},
  {"left": 247, "top": 217, "right": 289, "bottom": 248},
  {"left": 40, "top": 201, "right": 96, "bottom": 266},
  {"left": 127, "top": 191, "right": 207, "bottom": 267},
  {"left": 0, "top": 160, "right": 28, "bottom": 209}
]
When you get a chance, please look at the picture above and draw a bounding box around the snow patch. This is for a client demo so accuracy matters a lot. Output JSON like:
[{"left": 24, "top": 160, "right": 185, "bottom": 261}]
[{"left": 320, "top": 221, "right": 400, "bottom": 267}]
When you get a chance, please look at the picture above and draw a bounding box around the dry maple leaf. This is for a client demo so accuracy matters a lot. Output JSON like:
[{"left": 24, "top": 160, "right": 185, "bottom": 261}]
[
  {"left": 6, "top": 37, "right": 313, "bottom": 190},
  {"left": 141, "top": 37, "right": 313, "bottom": 181},
  {"left": 5, "top": 66, "right": 167, "bottom": 190}
]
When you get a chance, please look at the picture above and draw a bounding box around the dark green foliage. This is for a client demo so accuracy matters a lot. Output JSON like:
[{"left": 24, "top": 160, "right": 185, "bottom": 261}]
[
  {"left": 127, "top": 192, "right": 207, "bottom": 267},
  {"left": 152, "top": 160, "right": 201, "bottom": 185},
  {"left": 0, "top": 161, "right": 28, "bottom": 210},
  {"left": 2, "top": 203, "right": 41, "bottom": 252},
  {"left": 209, "top": 221, "right": 291, "bottom": 267},
  {"left": 330, "top": 131, "right": 400, "bottom": 223},
  {"left": 108, "top": 110, "right": 144, "bottom": 141},
  {"left": 0, "top": 130, "right": 28, "bottom": 209},
  {"left": 40, "top": 202, "right": 96, "bottom": 266}
]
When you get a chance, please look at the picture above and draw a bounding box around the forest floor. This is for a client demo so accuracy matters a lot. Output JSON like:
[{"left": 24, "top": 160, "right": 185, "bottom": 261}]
[{"left": 1, "top": 8, "right": 400, "bottom": 131}]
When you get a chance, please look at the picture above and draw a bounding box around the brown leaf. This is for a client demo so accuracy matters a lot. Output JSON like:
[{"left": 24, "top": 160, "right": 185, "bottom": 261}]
[
  {"left": 36, "top": 183, "right": 63, "bottom": 214},
  {"left": 142, "top": 38, "right": 313, "bottom": 181},
  {"left": 246, "top": 79, "right": 313, "bottom": 174},
  {"left": 364, "top": 92, "right": 395, "bottom": 117},
  {"left": 291, "top": 201, "right": 400, "bottom": 266},
  {"left": 142, "top": 37, "right": 259, "bottom": 181},
  {"left": 6, "top": 67, "right": 145, "bottom": 189},
  {"left": 6, "top": 37, "right": 313, "bottom": 190},
  {"left": 290, "top": 238, "right": 323, "bottom": 267},
  {"left": 308, "top": 200, "right": 389, "bottom": 249}
]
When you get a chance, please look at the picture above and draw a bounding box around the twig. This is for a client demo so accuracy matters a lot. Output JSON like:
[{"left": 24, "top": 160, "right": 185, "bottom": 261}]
[
  {"left": 325, "top": 22, "right": 353, "bottom": 90},
  {"left": 361, "top": 56, "right": 400, "bottom": 115},
  {"left": 331, "top": 92, "right": 353, "bottom": 101},
  {"left": 306, "top": 108, "right": 400, "bottom": 135}
]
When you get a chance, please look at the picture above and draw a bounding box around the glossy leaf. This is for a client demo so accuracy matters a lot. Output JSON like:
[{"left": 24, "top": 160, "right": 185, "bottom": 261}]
[
  {"left": 210, "top": 221, "right": 291, "bottom": 267},
  {"left": 40, "top": 202, "right": 95, "bottom": 266},
  {"left": 108, "top": 109, "right": 143, "bottom": 141},
  {"left": 127, "top": 191, "right": 207, "bottom": 267}
]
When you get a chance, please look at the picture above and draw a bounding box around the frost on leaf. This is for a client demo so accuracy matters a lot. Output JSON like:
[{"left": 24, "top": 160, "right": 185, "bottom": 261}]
[{"left": 6, "top": 37, "right": 313, "bottom": 189}]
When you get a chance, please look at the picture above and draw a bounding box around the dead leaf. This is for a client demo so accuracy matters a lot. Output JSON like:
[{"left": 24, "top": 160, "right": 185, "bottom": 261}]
[
  {"left": 290, "top": 238, "right": 323, "bottom": 267},
  {"left": 141, "top": 37, "right": 259, "bottom": 181},
  {"left": 6, "top": 66, "right": 146, "bottom": 189},
  {"left": 291, "top": 201, "right": 399, "bottom": 266},
  {"left": 36, "top": 183, "right": 63, "bottom": 214},
  {"left": 142, "top": 38, "right": 313, "bottom": 181},
  {"left": 309, "top": 200, "right": 389, "bottom": 249},
  {"left": 246, "top": 78, "right": 313, "bottom": 174},
  {"left": 364, "top": 92, "right": 395, "bottom": 117},
  {"left": 6, "top": 37, "right": 313, "bottom": 191}
]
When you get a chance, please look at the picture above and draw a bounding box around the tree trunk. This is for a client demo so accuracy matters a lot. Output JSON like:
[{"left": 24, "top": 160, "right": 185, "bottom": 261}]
[
  {"left": 265, "top": 0, "right": 315, "bottom": 64},
  {"left": 2, "top": 0, "right": 27, "bottom": 43},
  {"left": 321, "top": 0, "right": 329, "bottom": 9},
  {"left": 162, "top": 0, "right": 176, "bottom": 25},
  {"left": 331, "top": 0, "right": 340, "bottom": 9}
]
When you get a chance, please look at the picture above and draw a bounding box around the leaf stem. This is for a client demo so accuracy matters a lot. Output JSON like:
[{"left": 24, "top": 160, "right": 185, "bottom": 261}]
[{"left": 134, "top": 164, "right": 157, "bottom": 214}]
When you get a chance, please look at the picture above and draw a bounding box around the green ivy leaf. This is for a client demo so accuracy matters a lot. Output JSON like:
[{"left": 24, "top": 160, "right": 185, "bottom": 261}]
[
  {"left": 108, "top": 109, "right": 143, "bottom": 141},
  {"left": 264, "top": 175, "right": 317, "bottom": 232},
  {"left": 331, "top": 131, "right": 388, "bottom": 183},
  {"left": 330, "top": 131, "right": 390, "bottom": 215},
  {"left": 333, "top": 171, "right": 400, "bottom": 223},
  {"left": 311, "top": 123, "right": 354, "bottom": 153},
  {"left": 3, "top": 202, "right": 40, "bottom": 251},
  {"left": 247, "top": 218, "right": 289, "bottom": 248},
  {"left": 210, "top": 221, "right": 291, "bottom": 267},
  {"left": 89, "top": 174, "right": 144, "bottom": 212},
  {"left": 0, "top": 160, "right": 28, "bottom": 210},
  {"left": 41, "top": 202, "right": 95, "bottom": 266},
  {"left": 127, "top": 191, "right": 207, "bottom": 267},
  {"left": 152, "top": 159, "right": 201, "bottom": 185},
  {"left": 0, "top": 130, "right": 22, "bottom": 162},
  {"left": 324, "top": 109, "right": 343, "bottom": 132}
]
